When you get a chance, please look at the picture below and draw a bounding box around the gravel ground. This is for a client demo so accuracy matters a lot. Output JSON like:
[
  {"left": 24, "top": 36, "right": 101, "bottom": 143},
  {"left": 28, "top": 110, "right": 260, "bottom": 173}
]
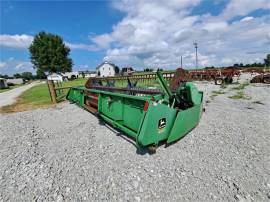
[{"left": 0, "top": 79, "right": 269, "bottom": 202}]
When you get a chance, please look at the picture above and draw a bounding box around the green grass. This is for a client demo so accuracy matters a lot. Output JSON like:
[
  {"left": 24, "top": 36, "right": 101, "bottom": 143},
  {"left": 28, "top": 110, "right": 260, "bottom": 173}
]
[
  {"left": 0, "top": 79, "right": 88, "bottom": 113},
  {"left": 0, "top": 84, "right": 24, "bottom": 93},
  {"left": 231, "top": 82, "right": 249, "bottom": 90},
  {"left": 53, "top": 78, "right": 87, "bottom": 88},
  {"left": 228, "top": 81, "right": 251, "bottom": 100},
  {"left": 19, "top": 84, "right": 52, "bottom": 105},
  {"left": 113, "top": 79, "right": 161, "bottom": 88},
  {"left": 212, "top": 90, "right": 226, "bottom": 95},
  {"left": 210, "top": 90, "right": 226, "bottom": 100},
  {"left": 228, "top": 91, "right": 251, "bottom": 100}
]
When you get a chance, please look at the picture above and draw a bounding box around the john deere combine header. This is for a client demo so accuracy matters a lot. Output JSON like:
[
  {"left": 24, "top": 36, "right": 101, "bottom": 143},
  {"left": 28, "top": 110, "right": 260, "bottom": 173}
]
[{"left": 66, "top": 68, "right": 203, "bottom": 151}]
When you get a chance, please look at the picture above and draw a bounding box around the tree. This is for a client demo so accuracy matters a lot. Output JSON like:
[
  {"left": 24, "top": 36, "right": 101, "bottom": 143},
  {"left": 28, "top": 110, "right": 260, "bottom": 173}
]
[
  {"left": 13, "top": 73, "right": 22, "bottom": 78},
  {"left": 36, "top": 69, "right": 47, "bottom": 79},
  {"left": 114, "top": 65, "right": 120, "bottom": 74},
  {"left": 264, "top": 54, "right": 270, "bottom": 67},
  {"left": 29, "top": 31, "right": 73, "bottom": 73},
  {"left": 144, "top": 68, "right": 154, "bottom": 72},
  {"left": 0, "top": 74, "right": 10, "bottom": 79},
  {"left": 21, "top": 72, "right": 33, "bottom": 80}
]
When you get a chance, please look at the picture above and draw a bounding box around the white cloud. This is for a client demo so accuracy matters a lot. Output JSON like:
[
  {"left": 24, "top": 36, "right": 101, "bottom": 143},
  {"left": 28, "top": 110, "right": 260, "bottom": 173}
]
[
  {"left": 0, "top": 34, "right": 99, "bottom": 51},
  {"left": 65, "top": 42, "right": 99, "bottom": 51},
  {"left": 0, "top": 34, "right": 33, "bottom": 48},
  {"left": 203, "top": 21, "right": 228, "bottom": 31},
  {"left": 90, "top": 34, "right": 113, "bottom": 49},
  {"left": 240, "top": 16, "right": 254, "bottom": 22},
  {"left": 91, "top": 0, "right": 269, "bottom": 68},
  {"left": 0, "top": 62, "right": 7, "bottom": 68},
  {"left": 220, "top": 0, "right": 270, "bottom": 20},
  {"left": 0, "top": 58, "right": 34, "bottom": 75}
]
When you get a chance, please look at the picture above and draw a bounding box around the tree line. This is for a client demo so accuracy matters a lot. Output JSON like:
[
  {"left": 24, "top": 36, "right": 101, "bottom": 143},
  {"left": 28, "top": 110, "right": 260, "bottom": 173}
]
[
  {"left": 205, "top": 54, "right": 270, "bottom": 69},
  {"left": 0, "top": 70, "right": 46, "bottom": 80}
]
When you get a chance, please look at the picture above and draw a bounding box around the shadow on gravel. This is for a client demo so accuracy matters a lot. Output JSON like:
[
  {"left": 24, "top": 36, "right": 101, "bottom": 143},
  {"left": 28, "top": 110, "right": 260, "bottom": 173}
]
[
  {"left": 97, "top": 116, "right": 159, "bottom": 155},
  {"left": 82, "top": 106, "right": 184, "bottom": 155}
]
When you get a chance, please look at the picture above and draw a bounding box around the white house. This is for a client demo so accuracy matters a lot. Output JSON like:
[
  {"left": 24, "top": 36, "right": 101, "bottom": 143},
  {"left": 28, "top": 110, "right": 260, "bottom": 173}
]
[
  {"left": 0, "top": 78, "right": 8, "bottom": 89},
  {"left": 96, "top": 61, "right": 118, "bottom": 77},
  {"left": 47, "top": 73, "right": 64, "bottom": 82}
]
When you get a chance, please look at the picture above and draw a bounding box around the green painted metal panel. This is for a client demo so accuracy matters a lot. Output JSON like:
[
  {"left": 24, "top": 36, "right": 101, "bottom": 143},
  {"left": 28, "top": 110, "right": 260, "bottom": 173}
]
[
  {"left": 122, "top": 98, "right": 145, "bottom": 132},
  {"left": 100, "top": 114, "right": 138, "bottom": 139},
  {"left": 137, "top": 103, "right": 177, "bottom": 146},
  {"left": 167, "top": 96, "right": 203, "bottom": 144},
  {"left": 99, "top": 94, "right": 123, "bottom": 121},
  {"left": 66, "top": 87, "right": 84, "bottom": 107},
  {"left": 186, "top": 82, "right": 202, "bottom": 105}
]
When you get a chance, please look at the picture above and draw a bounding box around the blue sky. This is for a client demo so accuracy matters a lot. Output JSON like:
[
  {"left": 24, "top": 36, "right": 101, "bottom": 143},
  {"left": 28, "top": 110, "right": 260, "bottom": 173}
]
[{"left": 0, "top": 0, "right": 269, "bottom": 75}]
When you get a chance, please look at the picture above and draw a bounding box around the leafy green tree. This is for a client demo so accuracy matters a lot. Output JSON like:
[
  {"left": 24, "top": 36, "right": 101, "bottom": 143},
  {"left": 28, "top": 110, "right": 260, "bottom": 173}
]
[
  {"left": 144, "top": 68, "right": 154, "bottom": 72},
  {"left": 29, "top": 31, "right": 73, "bottom": 73},
  {"left": 264, "top": 54, "right": 270, "bottom": 67},
  {"left": 13, "top": 73, "right": 22, "bottom": 78},
  {"left": 114, "top": 66, "right": 120, "bottom": 74},
  {"left": 0, "top": 74, "right": 10, "bottom": 79},
  {"left": 36, "top": 69, "right": 47, "bottom": 79},
  {"left": 21, "top": 72, "right": 33, "bottom": 80}
]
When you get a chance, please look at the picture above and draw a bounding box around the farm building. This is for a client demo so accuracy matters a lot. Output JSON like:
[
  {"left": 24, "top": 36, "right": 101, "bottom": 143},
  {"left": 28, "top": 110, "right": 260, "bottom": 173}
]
[
  {"left": 78, "top": 70, "right": 96, "bottom": 78},
  {"left": 0, "top": 78, "right": 8, "bottom": 89},
  {"left": 47, "top": 73, "right": 65, "bottom": 82},
  {"left": 63, "top": 72, "right": 79, "bottom": 80},
  {"left": 7, "top": 78, "right": 24, "bottom": 85},
  {"left": 96, "top": 61, "right": 119, "bottom": 77},
  {"left": 121, "top": 67, "right": 134, "bottom": 76}
]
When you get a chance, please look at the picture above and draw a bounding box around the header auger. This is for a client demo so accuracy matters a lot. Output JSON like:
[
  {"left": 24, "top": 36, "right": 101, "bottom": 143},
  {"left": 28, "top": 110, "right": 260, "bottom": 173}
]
[{"left": 66, "top": 68, "right": 203, "bottom": 152}]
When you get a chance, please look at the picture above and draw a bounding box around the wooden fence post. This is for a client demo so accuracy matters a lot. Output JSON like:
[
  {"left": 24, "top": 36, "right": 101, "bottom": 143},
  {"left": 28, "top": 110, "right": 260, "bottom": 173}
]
[{"left": 47, "top": 80, "right": 57, "bottom": 104}]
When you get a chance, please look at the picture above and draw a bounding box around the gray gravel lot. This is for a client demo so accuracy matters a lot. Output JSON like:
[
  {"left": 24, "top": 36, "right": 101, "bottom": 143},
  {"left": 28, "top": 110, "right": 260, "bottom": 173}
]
[{"left": 0, "top": 80, "right": 269, "bottom": 201}]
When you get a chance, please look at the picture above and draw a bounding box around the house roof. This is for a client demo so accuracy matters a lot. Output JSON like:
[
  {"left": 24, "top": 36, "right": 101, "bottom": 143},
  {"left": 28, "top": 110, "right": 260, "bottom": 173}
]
[{"left": 96, "top": 61, "right": 117, "bottom": 70}]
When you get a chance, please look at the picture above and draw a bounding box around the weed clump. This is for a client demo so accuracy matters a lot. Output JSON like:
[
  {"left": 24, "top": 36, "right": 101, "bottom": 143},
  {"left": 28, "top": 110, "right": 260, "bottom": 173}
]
[{"left": 228, "top": 91, "right": 251, "bottom": 100}]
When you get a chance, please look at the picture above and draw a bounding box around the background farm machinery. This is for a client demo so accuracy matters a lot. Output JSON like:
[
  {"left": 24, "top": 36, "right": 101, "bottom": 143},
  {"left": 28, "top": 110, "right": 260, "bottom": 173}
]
[
  {"left": 93, "top": 67, "right": 241, "bottom": 86},
  {"left": 242, "top": 68, "right": 270, "bottom": 84},
  {"left": 187, "top": 67, "right": 240, "bottom": 85}
]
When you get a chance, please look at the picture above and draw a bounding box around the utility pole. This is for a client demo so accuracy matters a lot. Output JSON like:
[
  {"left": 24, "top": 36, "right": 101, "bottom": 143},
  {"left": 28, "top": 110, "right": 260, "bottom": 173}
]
[
  {"left": 193, "top": 41, "right": 198, "bottom": 69},
  {"left": 181, "top": 55, "right": 183, "bottom": 68}
]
